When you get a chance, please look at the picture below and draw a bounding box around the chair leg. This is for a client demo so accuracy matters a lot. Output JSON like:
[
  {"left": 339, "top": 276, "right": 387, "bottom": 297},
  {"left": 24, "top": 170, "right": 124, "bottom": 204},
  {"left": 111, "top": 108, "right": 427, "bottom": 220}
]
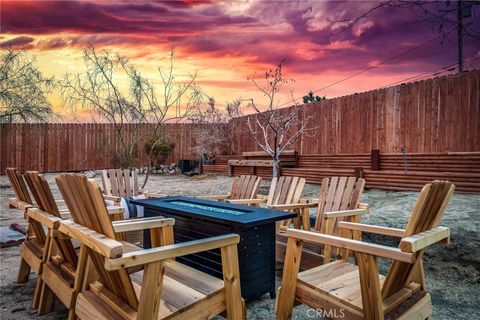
[
  {"left": 276, "top": 237, "right": 303, "bottom": 320},
  {"left": 356, "top": 253, "right": 383, "bottom": 320},
  {"left": 137, "top": 260, "right": 165, "bottom": 320},
  {"left": 67, "top": 309, "right": 77, "bottom": 320},
  {"left": 68, "top": 245, "right": 90, "bottom": 320},
  {"left": 17, "top": 258, "right": 30, "bottom": 283},
  {"left": 220, "top": 244, "right": 245, "bottom": 320},
  {"left": 32, "top": 278, "right": 42, "bottom": 309},
  {"left": 37, "top": 282, "right": 54, "bottom": 315},
  {"left": 301, "top": 208, "right": 310, "bottom": 231},
  {"left": 322, "top": 218, "right": 334, "bottom": 263}
]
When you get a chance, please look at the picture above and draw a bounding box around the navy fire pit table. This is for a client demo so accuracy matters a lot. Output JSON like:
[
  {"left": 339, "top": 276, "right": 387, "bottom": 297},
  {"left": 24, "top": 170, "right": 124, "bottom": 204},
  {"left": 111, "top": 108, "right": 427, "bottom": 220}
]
[{"left": 130, "top": 196, "right": 296, "bottom": 300}]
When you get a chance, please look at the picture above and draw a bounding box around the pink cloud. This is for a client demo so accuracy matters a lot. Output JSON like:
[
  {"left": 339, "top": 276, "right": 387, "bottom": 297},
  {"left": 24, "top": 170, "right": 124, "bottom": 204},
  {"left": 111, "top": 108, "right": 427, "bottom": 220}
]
[
  {"left": 1, "top": 0, "right": 478, "bottom": 101},
  {"left": 0, "top": 36, "right": 35, "bottom": 48}
]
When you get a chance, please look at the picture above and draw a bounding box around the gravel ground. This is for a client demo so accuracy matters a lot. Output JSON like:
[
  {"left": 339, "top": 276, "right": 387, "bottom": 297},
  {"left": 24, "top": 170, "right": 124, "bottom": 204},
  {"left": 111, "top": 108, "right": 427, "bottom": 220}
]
[{"left": 0, "top": 173, "right": 479, "bottom": 319}]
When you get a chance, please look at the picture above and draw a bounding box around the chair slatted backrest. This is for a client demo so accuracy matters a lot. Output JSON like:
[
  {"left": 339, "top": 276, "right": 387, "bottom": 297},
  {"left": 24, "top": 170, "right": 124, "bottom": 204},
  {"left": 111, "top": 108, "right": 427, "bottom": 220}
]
[
  {"left": 5, "top": 168, "right": 33, "bottom": 204},
  {"left": 5, "top": 168, "right": 47, "bottom": 243},
  {"left": 101, "top": 169, "right": 139, "bottom": 197},
  {"left": 56, "top": 173, "right": 138, "bottom": 310},
  {"left": 314, "top": 177, "right": 365, "bottom": 234},
  {"left": 229, "top": 175, "right": 262, "bottom": 199},
  {"left": 267, "top": 176, "right": 306, "bottom": 206},
  {"left": 382, "top": 181, "right": 454, "bottom": 298},
  {"left": 24, "top": 171, "right": 78, "bottom": 266}
]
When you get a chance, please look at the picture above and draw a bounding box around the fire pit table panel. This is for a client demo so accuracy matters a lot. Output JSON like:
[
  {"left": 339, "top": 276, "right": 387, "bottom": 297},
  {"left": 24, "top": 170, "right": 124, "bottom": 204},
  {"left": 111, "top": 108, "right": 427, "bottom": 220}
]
[{"left": 131, "top": 196, "right": 296, "bottom": 300}]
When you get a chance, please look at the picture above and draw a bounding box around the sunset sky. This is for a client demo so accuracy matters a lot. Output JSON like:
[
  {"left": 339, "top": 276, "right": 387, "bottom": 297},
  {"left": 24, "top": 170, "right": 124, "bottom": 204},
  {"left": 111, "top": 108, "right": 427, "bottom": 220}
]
[{"left": 1, "top": 0, "right": 479, "bottom": 119}]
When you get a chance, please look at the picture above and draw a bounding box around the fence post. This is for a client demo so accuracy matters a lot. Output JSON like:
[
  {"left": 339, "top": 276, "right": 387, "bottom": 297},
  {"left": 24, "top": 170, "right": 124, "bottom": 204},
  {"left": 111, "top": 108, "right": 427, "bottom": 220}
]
[
  {"left": 371, "top": 149, "right": 380, "bottom": 171},
  {"left": 354, "top": 167, "right": 364, "bottom": 179}
]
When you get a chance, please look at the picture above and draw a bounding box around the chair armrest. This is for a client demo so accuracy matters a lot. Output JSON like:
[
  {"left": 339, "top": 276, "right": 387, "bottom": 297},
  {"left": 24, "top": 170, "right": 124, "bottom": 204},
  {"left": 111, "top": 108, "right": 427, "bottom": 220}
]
[
  {"left": 26, "top": 208, "right": 62, "bottom": 229},
  {"left": 105, "top": 234, "right": 240, "bottom": 270},
  {"left": 142, "top": 192, "right": 168, "bottom": 199},
  {"left": 323, "top": 208, "right": 369, "bottom": 219},
  {"left": 267, "top": 202, "right": 318, "bottom": 211},
  {"left": 226, "top": 198, "right": 267, "bottom": 205},
  {"left": 338, "top": 221, "right": 405, "bottom": 237},
  {"left": 112, "top": 217, "right": 175, "bottom": 232},
  {"left": 59, "top": 210, "right": 72, "bottom": 220},
  {"left": 9, "top": 198, "right": 32, "bottom": 211},
  {"left": 358, "top": 203, "right": 369, "bottom": 210},
  {"left": 197, "top": 195, "right": 230, "bottom": 201},
  {"left": 58, "top": 220, "right": 123, "bottom": 259},
  {"left": 103, "top": 194, "right": 122, "bottom": 203},
  {"left": 106, "top": 206, "right": 125, "bottom": 215},
  {"left": 399, "top": 226, "right": 450, "bottom": 253},
  {"left": 284, "top": 228, "right": 415, "bottom": 263}
]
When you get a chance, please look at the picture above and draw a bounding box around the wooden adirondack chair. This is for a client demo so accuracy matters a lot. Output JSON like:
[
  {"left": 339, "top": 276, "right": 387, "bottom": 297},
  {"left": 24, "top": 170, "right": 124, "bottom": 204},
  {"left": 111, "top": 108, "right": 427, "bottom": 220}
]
[
  {"left": 199, "top": 175, "right": 262, "bottom": 203},
  {"left": 5, "top": 167, "right": 33, "bottom": 210},
  {"left": 276, "top": 177, "right": 369, "bottom": 268},
  {"left": 5, "top": 169, "right": 60, "bottom": 298},
  {"left": 56, "top": 173, "right": 246, "bottom": 320},
  {"left": 227, "top": 176, "right": 306, "bottom": 209},
  {"left": 101, "top": 168, "right": 167, "bottom": 243},
  {"left": 21, "top": 171, "right": 77, "bottom": 313},
  {"left": 6, "top": 171, "right": 63, "bottom": 313},
  {"left": 21, "top": 171, "right": 129, "bottom": 318},
  {"left": 101, "top": 168, "right": 166, "bottom": 201},
  {"left": 276, "top": 180, "right": 455, "bottom": 320},
  {"left": 6, "top": 169, "right": 77, "bottom": 310}
]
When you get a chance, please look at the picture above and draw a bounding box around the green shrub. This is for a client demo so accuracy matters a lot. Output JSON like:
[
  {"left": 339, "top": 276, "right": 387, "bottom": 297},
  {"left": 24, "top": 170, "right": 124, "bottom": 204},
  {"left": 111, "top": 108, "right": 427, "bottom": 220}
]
[{"left": 144, "top": 135, "right": 175, "bottom": 168}]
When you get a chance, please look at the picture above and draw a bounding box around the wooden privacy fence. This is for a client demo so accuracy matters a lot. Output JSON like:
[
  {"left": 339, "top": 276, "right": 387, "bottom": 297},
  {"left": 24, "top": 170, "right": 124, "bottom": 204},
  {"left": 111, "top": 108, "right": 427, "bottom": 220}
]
[
  {"left": 0, "top": 123, "right": 204, "bottom": 173},
  {"left": 231, "top": 69, "right": 480, "bottom": 154}
]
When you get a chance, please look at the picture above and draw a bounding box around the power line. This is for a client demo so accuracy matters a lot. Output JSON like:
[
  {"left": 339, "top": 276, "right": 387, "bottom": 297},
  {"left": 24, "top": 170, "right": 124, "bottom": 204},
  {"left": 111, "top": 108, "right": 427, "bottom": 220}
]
[
  {"left": 382, "top": 64, "right": 456, "bottom": 88},
  {"left": 466, "top": 56, "right": 480, "bottom": 69},
  {"left": 279, "top": 29, "right": 455, "bottom": 107},
  {"left": 381, "top": 55, "right": 479, "bottom": 88}
]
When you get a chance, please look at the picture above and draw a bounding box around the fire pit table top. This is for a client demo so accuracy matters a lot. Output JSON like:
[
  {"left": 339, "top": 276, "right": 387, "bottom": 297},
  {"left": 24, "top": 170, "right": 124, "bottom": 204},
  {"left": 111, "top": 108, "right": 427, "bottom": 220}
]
[{"left": 130, "top": 195, "right": 296, "bottom": 227}]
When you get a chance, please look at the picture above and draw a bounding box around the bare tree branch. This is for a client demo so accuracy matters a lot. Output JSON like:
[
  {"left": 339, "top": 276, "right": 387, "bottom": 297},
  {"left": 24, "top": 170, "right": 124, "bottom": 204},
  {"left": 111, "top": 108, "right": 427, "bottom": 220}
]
[
  {"left": 245, "top": 61, "right": 316, "bottom": 177},
  {"left": 59, "top": 45, "right": 203, "bottom": 187},
  {"left": 193, "top": 98, "right": 242, "bottom": 162},
  {"left": 329, "top": 0, "right": 479, "bottom": 39},
  {"left": 0, "top": 49, "right": 56, "bottom": 123}
]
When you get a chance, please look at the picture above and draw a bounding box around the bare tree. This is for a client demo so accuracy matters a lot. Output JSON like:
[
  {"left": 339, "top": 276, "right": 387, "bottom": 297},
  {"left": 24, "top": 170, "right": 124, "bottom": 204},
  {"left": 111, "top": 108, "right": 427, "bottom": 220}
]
[
  {"left": 0, "top": 49, "right": 55, "bottom": 123},
  {"left": 192, "top": 97, "right": 242, "bottom": 163},
  {"left": 123, "top": 48, "right": 203, "bottom": 187},
  {"left": 60, "top": 46, "right": 202, "bottom": 186},
  {"left": 246, "top": 62, "right": 316, "bottom": 177},
  {"left": 60, "top": 46, "right": 146, "bottom": 168}
]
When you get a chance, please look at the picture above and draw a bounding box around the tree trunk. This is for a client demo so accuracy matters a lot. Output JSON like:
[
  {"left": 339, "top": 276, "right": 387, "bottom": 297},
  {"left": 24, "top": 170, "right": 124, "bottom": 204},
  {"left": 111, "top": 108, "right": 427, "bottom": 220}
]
[
  {"left": 142, "top": 166, "right": 150, "bottom": 189},
  {"left": 272, "top": 158, "right": 281, "bottom": 178}
]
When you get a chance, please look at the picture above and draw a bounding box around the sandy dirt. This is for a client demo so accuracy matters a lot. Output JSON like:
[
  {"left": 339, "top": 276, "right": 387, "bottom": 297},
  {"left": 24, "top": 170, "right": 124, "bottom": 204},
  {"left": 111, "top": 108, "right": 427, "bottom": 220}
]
[{"left": 0, "top": 173, "right": 479, "bottom": 319}]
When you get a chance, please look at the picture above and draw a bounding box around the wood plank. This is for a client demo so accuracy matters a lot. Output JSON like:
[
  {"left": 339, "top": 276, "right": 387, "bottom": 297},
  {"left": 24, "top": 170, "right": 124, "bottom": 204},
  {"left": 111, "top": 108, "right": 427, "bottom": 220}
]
[
  {"left": 242, "top": 150, "right": 296, "bottom": 157},
  {"left": 276, "top": 236, "right": 304, "bottom": 320},
  {"left": 228, "top": 159, "right": 275, "bottom": 167},
  {"left": 105, "top": 234, "right": 240, "bottom": 270},
  {"left": 284, "top": 229, "right": 415, "bottom": 263},
  {"left": 356, "top": 253, "right": 383, "bottom": 319},
  {"left": 220, "top": 244, "right": 244, "bottom": 320},
  {"left": 137, "top": 260, "right": 165, "bottom": 319}
]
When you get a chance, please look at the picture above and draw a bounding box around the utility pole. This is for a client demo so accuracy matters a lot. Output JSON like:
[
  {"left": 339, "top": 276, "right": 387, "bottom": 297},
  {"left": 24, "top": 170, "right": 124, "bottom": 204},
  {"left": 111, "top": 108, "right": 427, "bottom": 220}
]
[{"left": 457, "top": 0, "right": 464, "bottom": 73}]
